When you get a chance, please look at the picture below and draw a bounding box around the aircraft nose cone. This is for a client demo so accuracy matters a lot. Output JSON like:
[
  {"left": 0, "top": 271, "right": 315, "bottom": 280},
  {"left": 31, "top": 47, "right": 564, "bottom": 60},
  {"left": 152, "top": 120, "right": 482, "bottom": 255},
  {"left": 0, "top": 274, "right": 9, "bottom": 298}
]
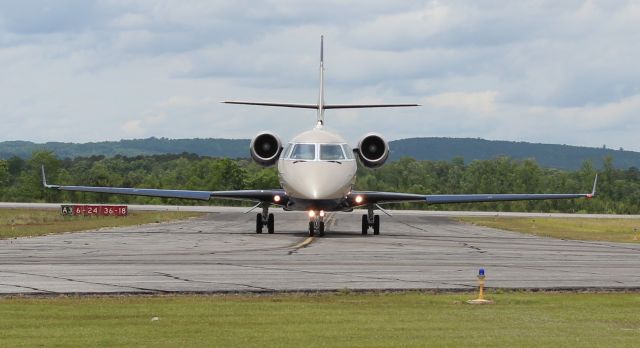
[
  {"left": 288, "top": 167, "right": 352, "bottom": 200},
  {"left": 298, "top": 175, "right": 346, "bottom": 200},
  {"left": 281, "top": 160, "right": 356, "bottom": 201}
]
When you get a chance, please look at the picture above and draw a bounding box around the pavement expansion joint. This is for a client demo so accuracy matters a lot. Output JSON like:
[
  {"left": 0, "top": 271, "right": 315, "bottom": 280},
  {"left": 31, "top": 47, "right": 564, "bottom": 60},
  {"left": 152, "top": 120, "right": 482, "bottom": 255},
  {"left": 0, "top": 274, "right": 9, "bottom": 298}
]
[
  {"left": 4, "top": 270, "right": 165, "bottom": 293},
  {"left": 152, "top": 272, "right": 275, "bottom": 291},
  {"left": 215, "top": 261, "right": 449, "bottom": 287},
  {"left": 0, "top": 283, "right": 55, "bottom": 294},
  {"left": 462, "top": 242, "right": 486, "bottom": 253},
  {"left": 154, "top": 272, "right": 204, "bottom": 283}
]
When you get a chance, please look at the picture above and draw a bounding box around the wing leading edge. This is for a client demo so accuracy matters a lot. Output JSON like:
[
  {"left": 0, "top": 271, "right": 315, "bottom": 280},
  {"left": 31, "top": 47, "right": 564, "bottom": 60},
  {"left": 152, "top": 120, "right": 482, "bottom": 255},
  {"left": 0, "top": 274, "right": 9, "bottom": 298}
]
[
  {"left": 349, "top": 175, "right": 598, "bottom": 206},
  {"left": 41, "top": 166, "right": 286, "bottom": 204}
]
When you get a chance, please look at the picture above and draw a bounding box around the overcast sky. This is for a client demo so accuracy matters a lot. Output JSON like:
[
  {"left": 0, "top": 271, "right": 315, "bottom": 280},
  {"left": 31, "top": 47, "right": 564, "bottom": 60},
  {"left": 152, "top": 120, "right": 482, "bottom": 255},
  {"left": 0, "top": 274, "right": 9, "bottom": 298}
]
[{"left": 1, "top": 0, "right": 639, "bottom": 150}]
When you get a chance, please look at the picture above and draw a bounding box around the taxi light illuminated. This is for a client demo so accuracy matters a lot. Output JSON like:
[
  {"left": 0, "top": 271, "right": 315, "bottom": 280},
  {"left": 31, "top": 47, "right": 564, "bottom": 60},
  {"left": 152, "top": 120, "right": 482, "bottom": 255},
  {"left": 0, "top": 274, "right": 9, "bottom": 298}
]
[
  {"left": 308, "top": 210, "right": 316, "bottom": 218},
  {"left": 274, "top": 195, "right": 281, "bottom": 202},
  {"left": 319, "top": 210, "right": 325, "bottom": 217},
  {"left": 355, "top": 195, "right": 363, "bottom": 204}
]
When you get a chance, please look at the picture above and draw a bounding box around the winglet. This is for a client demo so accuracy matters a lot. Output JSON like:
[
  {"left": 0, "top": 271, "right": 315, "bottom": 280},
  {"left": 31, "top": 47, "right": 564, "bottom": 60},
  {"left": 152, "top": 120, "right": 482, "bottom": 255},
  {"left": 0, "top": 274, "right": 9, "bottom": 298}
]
[
  {"left": 41, "top": 165, "right": 58, "bottom": 189},
  {"left": 41, "top": 165, "right": 47, "bottom": 187},
  {"left": 587, "top": 174, "right": 598, "bottom": 198}
]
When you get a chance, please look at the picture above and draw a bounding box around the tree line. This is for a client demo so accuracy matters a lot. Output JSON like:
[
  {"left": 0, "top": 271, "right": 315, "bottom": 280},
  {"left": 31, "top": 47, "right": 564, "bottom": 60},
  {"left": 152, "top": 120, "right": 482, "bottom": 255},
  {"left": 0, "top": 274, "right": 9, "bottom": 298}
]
[
  {"left": 1, "top": 151, "right": 638, "bottom": 214},
  {"left": 5, "top": 137, "right": 640, "bottom": 171}
]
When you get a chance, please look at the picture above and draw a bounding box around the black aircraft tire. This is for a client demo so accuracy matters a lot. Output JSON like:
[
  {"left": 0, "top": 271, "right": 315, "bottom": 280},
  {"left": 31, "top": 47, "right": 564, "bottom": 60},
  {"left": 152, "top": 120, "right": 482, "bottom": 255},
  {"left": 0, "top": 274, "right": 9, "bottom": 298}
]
[
  {"left": 267, "top": 213, "right": 275, "bottom": 234},
  {"left": 319, "top": 221, "right": 325, "bottom": 237},
  {"left": 308, "top": 221, "right": 315, "bottom": 237},
  {"left": 361, "top": 215, "right": 368, "bottom": 235},
  {"left": 256, "top": 213, "right": 263, "bottom": 234},
  {"left": 373, "top": 215, "right": 380, "bottom": 235}
]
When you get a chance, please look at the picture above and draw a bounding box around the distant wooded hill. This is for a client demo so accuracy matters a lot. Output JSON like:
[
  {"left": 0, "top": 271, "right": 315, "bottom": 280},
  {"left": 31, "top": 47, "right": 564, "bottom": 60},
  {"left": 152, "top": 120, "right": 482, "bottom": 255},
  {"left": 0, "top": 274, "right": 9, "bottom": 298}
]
[{"left": 1, "top": 137, "right": 637, "bottom": 170}]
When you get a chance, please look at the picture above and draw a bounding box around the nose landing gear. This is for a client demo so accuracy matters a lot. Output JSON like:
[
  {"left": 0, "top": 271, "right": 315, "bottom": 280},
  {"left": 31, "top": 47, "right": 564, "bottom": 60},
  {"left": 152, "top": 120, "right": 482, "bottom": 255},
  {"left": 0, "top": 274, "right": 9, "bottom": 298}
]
[
  {"left": 308, "top": 210, "right": 325, "bottom": 237},
  {"left": 361, "top": 205, "right": 380, "bottom": 235},
  {"left": 256, "top": 204, "right": 275, "bottom": 234}
]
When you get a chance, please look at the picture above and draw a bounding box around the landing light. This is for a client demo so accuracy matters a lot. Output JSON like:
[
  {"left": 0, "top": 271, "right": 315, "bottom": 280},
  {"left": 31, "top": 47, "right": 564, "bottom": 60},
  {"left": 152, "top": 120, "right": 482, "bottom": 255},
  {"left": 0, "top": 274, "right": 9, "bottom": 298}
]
[
  {"left": 274, "top": 195, "right": 281, "bottom": 202},
  {"left": 355, "top": 195, "right": 363, "bottom": 204},
  {"left": 308, "top": 210, "right": 316, "bottom": 218},
  {"left": 319, "top": 210, "right": 325, "bottom": 217}
]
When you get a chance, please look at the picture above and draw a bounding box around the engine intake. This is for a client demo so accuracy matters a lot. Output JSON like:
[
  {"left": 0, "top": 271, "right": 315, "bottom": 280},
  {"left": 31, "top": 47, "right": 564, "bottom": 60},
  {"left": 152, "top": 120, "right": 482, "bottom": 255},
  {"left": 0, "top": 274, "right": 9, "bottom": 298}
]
[
  {"left": 250, "top": 132, "right": 282, "bottom": 166},
  {"left": 356, "top": 133, "right": 389, "bottom": 168}
]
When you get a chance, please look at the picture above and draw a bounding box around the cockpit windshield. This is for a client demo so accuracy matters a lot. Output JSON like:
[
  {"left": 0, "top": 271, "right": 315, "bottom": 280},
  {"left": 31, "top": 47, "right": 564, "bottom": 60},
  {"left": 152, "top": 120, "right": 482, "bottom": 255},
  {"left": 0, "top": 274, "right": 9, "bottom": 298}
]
[
  {"left": 285, "top": 143, "right": 354, "bottom": 161},
  {"left": 320, "top": 144, "right": 345, "bottom": 161},
  {"left": 290, "top": 144, "right": 316, "bottom": 160}
]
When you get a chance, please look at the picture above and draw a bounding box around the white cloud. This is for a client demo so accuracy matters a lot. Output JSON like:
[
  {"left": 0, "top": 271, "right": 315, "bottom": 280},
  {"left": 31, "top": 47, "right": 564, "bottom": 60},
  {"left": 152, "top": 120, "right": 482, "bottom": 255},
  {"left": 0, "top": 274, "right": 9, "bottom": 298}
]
[
  {"left": 426, "top": 91, "right": 498, "bottom": 113},
  {"left": 0, "top": 0, "right": 639, "bottom": 152},
  {"left": 348, "top": 2, "right": 461, "bottom": 49},
  {"left": 121, "top": 119, "right": 145, "bottom": 136},
  {"left": 108, "top": 12, "right": 150, "bottom": 29}
]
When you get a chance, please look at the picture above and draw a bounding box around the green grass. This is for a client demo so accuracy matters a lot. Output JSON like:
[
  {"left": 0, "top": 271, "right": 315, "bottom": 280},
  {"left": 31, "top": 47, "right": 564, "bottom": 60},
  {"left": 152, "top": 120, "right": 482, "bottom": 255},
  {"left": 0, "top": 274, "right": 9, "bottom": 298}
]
[
  {"left": 0, "top": 209, "right": 203, "bottom": 239},
  {"left": 456, "top": 217, "right": 640, "bottom": 243},
  {"left": 0, "top": 292, "right": 639, "bottom": 347}
]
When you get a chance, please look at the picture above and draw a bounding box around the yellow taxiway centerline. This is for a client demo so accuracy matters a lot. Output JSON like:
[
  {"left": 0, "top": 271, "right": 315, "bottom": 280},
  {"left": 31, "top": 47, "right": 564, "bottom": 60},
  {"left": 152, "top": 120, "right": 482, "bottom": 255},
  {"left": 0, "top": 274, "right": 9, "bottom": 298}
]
[{"left": 291, "top": 237, "right": 315, "bottom": 250}]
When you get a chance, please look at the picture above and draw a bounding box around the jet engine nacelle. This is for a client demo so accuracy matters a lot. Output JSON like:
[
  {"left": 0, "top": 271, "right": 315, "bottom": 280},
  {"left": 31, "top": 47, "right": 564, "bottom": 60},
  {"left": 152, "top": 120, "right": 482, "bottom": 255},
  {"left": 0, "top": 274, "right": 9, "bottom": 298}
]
[
  {"left": 356, "top": 133, "right": 389, "bottom": 168},
  {"left": 250, "top": 131, "right": 283, "bottom": 166}
]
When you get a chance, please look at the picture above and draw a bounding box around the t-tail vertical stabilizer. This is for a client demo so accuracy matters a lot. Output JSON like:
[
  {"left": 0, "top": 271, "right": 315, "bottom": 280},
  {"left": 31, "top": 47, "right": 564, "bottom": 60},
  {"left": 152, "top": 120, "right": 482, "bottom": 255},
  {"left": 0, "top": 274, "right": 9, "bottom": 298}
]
[
  {"left": 222, "top": 36, "right": 420, "bottom": 125},
  {"left": 317, "top": 35, "right": 325, "bottom": 126}
]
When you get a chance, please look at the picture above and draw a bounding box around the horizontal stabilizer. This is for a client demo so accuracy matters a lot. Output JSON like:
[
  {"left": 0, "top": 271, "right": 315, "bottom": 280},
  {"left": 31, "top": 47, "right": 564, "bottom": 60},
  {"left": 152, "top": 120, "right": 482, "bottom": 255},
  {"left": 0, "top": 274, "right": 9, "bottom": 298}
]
[
  {"left": 222, "top": 101, "right": 318, "bottom": 109},
  {"left": 324, "top": 104, "right": 419, "bottom": 109},
  {"left": 223, "top": 101, "right": 419, "bottom": 109}
]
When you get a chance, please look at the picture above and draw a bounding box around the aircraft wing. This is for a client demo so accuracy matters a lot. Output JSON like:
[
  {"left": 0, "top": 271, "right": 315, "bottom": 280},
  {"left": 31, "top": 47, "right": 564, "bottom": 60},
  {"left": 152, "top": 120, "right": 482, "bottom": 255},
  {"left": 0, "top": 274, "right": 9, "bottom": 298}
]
[
  {"left": 42, "top": 167, "right": 286, "bottom": 204},
  {"left": 349, "top": 175, "right": 597, "bottom": 206}
]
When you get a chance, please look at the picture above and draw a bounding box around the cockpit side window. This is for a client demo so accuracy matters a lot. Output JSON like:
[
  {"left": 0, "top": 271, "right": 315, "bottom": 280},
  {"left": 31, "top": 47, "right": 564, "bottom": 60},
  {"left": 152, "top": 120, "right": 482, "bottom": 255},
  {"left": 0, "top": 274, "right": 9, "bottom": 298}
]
[
  {"left": 290, "top": 144, "right": 316, "bottom": 160},
  {"left": 320, "top": 144, "right": 346, "bottom": 161},
  {"left": 342, "top": 144, "right": 355, "bottom": 160},
  {"left": 283, "top": 143, "right": 293, "bottom": 159}
]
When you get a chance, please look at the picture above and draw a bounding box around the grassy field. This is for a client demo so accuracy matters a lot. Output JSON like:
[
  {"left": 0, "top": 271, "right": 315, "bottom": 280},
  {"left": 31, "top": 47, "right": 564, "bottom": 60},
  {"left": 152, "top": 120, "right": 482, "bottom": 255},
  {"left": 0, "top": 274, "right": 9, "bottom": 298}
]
[
  {"left": 0, "top": 208, "right": 203, "bottom": 239},
  {"left": 456, "top": 217, "right": 640, "bottom": 243},
  {"left": 0, "top": 292, "right": 639, "bottom": 347}
]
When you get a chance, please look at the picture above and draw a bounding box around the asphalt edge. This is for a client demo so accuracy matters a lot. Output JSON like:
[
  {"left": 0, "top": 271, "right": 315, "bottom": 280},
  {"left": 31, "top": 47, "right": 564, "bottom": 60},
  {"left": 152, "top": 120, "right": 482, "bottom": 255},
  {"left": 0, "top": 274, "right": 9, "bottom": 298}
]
[{"left": 3, "top": 286, "right": 640, "bottom": 299}]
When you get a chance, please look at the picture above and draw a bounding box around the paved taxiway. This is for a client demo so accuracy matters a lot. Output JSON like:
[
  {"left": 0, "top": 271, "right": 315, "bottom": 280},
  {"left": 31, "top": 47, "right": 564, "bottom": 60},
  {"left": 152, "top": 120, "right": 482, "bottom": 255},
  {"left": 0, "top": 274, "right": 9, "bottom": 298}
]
[{"left": 1, "top": 207, "right": 639, "bottom": 294}]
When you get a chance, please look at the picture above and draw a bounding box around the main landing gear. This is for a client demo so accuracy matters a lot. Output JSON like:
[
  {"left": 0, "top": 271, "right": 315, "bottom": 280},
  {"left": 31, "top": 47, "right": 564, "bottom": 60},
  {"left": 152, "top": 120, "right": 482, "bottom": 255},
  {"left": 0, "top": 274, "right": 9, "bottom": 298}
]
[
  {"left": 308, "top": 210, "right": 325, "bottom": 237},
  {"left": 361, "top": 205, "right": 380, "bottom": 235},
  {"left": 256, "top": 204, "right": 274, "bottom": 234}
]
